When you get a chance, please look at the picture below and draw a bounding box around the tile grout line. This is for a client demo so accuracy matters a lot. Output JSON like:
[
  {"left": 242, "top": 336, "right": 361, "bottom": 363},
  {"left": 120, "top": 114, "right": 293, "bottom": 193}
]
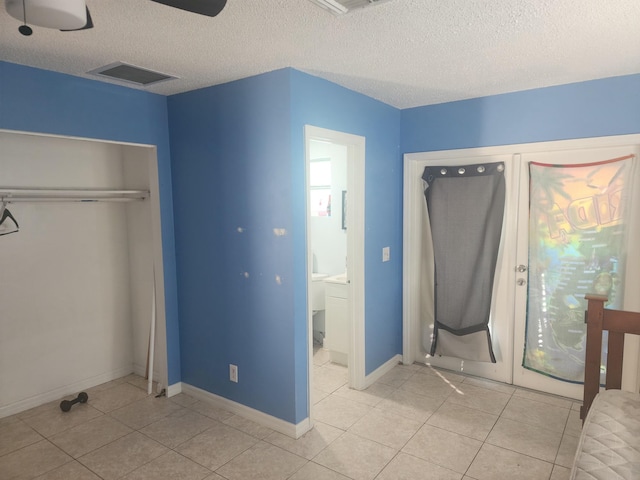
[{"left": 3, "top": 365, "right": 581, "bottom": 480}]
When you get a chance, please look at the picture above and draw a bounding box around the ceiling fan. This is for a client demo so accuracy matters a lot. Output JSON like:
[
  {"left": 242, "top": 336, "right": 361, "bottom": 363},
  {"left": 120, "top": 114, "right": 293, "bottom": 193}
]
[{"left": 5, "top": 0, "right": 227, "bottom": 36}]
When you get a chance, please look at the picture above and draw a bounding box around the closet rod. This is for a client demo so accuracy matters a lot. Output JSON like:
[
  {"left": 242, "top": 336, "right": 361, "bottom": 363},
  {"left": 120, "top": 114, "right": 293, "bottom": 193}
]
[
  {"left": 1, "top": 197, "right": 146, "bottom": 203},
  {"left": 0, "top": 188, "right": 149, "bottom": 203}
]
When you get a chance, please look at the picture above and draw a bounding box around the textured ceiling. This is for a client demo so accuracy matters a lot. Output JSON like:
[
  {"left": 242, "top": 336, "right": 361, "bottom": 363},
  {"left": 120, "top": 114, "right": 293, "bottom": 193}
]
[{"left": 1, "top": 0, "right": 639, "bottom": 109}]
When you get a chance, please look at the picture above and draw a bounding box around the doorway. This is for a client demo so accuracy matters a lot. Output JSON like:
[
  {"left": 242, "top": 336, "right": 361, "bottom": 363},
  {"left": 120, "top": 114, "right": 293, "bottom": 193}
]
[
  {"left": 403, "top": 134, "right": 640, "bottom": 400},
  {"left": 305, "top": 125, "right": 366, "bottom": 420}
]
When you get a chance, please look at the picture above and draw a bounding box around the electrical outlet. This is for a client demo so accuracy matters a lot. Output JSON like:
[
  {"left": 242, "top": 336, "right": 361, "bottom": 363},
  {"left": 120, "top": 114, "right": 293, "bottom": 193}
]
[
  {"left": 229, "top": 364, "right": 238, "bottom": 383},
  {"left": 382, "top": 246, "right": 390, "bottom": 262}
]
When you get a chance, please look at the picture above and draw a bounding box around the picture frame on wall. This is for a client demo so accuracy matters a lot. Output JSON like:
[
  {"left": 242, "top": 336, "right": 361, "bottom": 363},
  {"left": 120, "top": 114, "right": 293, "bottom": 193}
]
[{"left": 342, "top": 190, "right": 347, "bottom": 230}]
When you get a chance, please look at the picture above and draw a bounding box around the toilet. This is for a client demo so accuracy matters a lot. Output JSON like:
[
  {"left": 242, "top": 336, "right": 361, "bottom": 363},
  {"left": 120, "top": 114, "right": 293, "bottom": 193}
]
[{"left": 311, "top": 273, "right": 328, "bottom": 344}]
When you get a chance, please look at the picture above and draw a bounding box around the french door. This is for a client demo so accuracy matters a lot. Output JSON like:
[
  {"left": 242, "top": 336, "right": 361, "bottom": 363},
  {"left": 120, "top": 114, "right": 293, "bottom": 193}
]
[
  {"left": 403, "top": 135, "right": 640, "bottom": 399},
  {"left": 512, "top": 142, "right": 640, "bottom": 399}
]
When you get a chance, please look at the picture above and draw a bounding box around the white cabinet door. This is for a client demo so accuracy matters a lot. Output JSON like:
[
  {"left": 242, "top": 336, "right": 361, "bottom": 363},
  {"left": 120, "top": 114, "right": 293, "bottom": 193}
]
[{"left": 325, "top": 283, "right": 349, "bottom": 366}]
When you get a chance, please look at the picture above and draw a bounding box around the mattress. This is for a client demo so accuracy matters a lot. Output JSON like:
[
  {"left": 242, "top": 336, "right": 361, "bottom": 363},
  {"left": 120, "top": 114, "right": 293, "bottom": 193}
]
[{"left": 571, "top": 390, "right": 640, "bottom": 480}]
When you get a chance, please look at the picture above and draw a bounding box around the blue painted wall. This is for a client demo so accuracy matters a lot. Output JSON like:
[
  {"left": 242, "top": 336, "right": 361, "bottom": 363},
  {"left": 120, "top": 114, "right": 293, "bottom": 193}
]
[
  {"left": 8, "top": 59, "right": 636, "bottom": 427},
  {"left": 0, "top": 61, "right": 182, "bottom": 385},
  {"left": 401, "top": 74, "right": 640, "bottom": 153},
  {"left": 289, "top": 70, "right": 403, "bottom": 386},
  {"left": 168, "top": 70, "right": 300, "bottom": 422},
  {"left": 168, "top": 68, "right": 403, "bottom": 424}
]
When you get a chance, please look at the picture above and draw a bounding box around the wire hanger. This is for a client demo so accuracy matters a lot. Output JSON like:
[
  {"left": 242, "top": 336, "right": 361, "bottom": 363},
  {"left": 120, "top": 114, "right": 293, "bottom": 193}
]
[{"left": 0, "top": 201, "right": 20, "bottom": 236}]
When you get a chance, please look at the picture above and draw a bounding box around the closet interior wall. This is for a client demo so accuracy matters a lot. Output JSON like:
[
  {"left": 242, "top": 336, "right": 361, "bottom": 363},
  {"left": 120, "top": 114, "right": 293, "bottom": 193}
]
[{"left": 0, "top": 131, "right": 163, "bottom": 418}]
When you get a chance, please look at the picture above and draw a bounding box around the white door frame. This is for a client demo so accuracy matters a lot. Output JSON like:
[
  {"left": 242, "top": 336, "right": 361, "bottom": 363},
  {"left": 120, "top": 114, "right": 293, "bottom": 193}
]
[
  {"left": 403, "top": 134, "right": 640, "bottom": 395},
  {"left": 402, "top": 150, "right": 519, "bottom": 385},
  {"left": 305, "top": 125, "right": 366, "bottom": 421}
]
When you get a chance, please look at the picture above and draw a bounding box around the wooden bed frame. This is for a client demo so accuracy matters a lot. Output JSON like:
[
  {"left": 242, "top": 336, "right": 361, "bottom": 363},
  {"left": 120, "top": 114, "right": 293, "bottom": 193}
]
[{"left": 581, "top": 294, "right": 640, "bottom": 423}]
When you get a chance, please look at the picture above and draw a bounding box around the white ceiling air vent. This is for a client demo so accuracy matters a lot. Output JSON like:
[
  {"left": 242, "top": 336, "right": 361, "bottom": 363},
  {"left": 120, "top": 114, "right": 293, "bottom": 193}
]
[
  {"left": 87, "top": 62, "right": 177, "bottom": 87},
  {"left": 308, "top": 0, "right": 391, "bottom": 15}
]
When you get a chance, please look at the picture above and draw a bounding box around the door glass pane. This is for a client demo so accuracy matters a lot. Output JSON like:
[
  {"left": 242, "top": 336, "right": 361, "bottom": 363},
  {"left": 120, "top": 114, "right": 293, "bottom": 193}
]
[{"left": 524, "top": 155, "right": 635, "bottom": 383}]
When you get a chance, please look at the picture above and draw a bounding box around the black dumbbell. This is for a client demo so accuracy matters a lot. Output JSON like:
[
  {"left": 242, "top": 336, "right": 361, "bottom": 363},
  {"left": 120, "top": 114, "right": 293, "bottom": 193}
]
[{"left": 60, "top": 392, "right": 88, "bottom": 412}]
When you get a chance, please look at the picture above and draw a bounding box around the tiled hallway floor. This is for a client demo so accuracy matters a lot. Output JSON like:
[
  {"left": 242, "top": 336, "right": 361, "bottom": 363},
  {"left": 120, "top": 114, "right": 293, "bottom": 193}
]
[{"left": 1, "top": 351, "right": 580, "bottom": 479}]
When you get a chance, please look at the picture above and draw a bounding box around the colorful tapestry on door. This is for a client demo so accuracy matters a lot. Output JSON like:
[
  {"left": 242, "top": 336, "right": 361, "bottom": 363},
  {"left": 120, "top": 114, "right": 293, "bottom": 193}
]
[{"left": 523, "top": 155, "right": 635, "bottom": 383}]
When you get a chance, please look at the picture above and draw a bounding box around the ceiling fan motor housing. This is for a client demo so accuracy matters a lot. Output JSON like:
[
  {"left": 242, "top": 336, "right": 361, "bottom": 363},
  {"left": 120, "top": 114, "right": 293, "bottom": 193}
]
[{"left": 6, "top": 0, "right": 87, "bottom": 30}]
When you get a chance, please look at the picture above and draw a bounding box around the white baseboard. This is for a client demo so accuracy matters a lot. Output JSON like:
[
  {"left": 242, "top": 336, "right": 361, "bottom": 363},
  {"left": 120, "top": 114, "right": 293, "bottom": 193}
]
[
  {"left": 294, "top": 417, "right": 312, "bottom": 438},
  {"left": 0, "top": 365, "right": 134, "bottom": 419},
  {"left": 181, "top": 383, "right": 311, "bottom": 439},
  {"left": 364, "top": 354, "right": 402, "bottom": 388},
  {"left": 166, "top": 382, "right": 183, "bottom": 397}
]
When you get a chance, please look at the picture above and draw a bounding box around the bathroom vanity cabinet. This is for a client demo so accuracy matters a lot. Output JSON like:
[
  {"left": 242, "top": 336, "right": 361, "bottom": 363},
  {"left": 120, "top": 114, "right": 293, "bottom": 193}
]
[{"left": 324, "top": 275, "right": 349, "bottom": 366}]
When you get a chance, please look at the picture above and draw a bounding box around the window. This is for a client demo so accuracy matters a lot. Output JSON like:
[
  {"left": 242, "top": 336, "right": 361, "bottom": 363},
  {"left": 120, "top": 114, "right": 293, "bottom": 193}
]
[{"left": 310, "top": 158, "right": 332, "bottom": 217}]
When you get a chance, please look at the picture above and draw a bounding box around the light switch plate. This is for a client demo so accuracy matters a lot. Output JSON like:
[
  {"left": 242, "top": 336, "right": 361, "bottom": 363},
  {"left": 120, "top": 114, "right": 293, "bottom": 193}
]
[{"left": 382, "top": 246, "right": 390, "bottom": 262}]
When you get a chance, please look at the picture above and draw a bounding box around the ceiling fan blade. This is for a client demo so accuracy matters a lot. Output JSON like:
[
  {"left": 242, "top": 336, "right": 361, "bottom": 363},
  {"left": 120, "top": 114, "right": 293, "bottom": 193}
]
[
  {"left": 151, "top": 0, "right": 227, "bottom": 17},
  {"left": 60, "top": 7, "right": 93, "bottom": 31}
]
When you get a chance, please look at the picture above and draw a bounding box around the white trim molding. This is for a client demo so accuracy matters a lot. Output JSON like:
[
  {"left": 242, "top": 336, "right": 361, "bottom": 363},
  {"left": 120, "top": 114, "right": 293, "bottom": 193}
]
[
  {"left": 166, "top": 382, "right": 183, "bottom": 398},
  {"left": 181, "top": 383, "right": 312, "bottom": 439},
  {"left": 364, "top": 354, "right": 402, "bottom": 388}
]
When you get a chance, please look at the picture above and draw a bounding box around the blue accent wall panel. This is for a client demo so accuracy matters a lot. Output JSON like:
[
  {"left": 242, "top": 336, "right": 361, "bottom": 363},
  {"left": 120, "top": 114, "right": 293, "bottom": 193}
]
[
  {"left": 401, "top": 74, "right": 640, "bottom": 153},
  {"left": 0, "top": 61, "right": 181, "bottom": 385},
  {"left": 168, "top": 70, "right": 299, "bottom": 422},
  {"left": 289, "top": 70, "right": 403, "bottom": 385}
]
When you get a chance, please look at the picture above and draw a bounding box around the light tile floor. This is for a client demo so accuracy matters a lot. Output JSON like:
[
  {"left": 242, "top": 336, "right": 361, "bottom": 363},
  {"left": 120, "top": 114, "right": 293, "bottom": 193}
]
[{"left": 0, "top": 350, "right": 581, "bottom": 480}]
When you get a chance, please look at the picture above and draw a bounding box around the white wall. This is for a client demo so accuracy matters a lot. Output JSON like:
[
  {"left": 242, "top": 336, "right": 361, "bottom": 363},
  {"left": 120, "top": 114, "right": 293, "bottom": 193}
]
[
  {"left": 0, "top": 132, "right": 158, "bottom": 416},
  {"left": 310, "top": 141, "right": 347, "bottom": 275}
]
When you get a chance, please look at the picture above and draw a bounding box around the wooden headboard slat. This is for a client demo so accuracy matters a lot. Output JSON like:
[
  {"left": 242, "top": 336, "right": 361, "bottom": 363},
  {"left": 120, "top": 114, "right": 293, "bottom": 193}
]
[{"left": 606, "top": 331, "right": 624, "bottom": 390}]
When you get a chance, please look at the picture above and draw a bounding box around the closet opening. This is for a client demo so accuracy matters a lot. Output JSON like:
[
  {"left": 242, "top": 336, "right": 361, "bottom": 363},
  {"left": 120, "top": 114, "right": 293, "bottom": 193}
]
[{"left": 0, "top": 130, "right": 168, "bottom": 418}]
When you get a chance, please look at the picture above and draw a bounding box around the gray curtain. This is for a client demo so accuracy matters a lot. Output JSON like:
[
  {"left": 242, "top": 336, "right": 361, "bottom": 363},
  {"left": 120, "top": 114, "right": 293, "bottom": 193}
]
[{"left": 423, "top": 162, "right": 505, "bottom": 363}]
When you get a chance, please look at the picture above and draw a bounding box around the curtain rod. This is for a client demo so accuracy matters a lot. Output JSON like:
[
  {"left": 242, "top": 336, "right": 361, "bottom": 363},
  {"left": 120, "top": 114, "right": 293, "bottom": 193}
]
[{"left": 0, "top": 188, "right": 149, "bottom": 203}]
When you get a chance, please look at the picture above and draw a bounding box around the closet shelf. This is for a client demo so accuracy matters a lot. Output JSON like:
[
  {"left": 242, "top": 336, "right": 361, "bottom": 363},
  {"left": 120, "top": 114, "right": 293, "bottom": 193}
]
[{"left": 0, "top": 188, "right": 149, "bottom": 203}]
